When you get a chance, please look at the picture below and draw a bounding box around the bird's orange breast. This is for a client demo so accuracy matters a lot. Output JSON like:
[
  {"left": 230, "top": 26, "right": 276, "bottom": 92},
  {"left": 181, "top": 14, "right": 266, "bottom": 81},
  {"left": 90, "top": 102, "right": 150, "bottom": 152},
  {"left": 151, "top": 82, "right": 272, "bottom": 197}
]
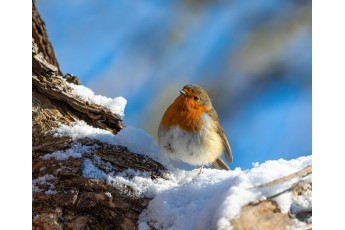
[{"left": 160, "top": 95, "right": 209, "bottom": 132}]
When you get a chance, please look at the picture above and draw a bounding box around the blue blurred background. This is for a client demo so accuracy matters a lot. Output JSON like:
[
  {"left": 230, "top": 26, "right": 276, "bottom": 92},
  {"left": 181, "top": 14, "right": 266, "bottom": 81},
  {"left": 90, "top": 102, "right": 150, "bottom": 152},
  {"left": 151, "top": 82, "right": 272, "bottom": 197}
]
[{"left": 37, "top": 0, "right": 312, "bottom": 170}]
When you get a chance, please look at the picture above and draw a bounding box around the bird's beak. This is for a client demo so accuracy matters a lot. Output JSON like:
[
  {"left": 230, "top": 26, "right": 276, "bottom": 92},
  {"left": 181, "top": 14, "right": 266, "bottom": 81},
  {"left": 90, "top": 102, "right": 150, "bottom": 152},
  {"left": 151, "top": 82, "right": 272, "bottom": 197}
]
[{"left": 179, "top": 90, "right": 187, "bottom": 96}]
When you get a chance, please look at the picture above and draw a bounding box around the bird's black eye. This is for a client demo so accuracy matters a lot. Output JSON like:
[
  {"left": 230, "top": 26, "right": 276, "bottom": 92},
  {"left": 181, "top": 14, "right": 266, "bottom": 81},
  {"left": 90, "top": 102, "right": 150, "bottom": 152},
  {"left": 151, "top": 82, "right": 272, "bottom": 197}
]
[{"left": 194, "top": 96, "right": 199, "bottom": 101}]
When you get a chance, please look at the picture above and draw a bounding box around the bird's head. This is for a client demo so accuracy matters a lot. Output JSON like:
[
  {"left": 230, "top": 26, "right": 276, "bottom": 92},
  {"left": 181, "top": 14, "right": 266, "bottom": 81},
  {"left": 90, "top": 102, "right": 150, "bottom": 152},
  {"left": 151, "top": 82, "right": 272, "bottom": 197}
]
[{"left": 178, "top": 84, "right": 212, "bottom": 108}]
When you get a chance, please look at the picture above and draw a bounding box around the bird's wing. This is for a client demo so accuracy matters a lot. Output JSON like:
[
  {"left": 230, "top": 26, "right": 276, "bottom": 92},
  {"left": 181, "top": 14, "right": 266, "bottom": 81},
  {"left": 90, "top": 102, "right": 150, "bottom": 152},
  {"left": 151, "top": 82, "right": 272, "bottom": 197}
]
[
  {"left": 206, "top": 109, "right": 233, "bottom": 164},
  {"left": 211, "top": 157, "right": 230, "bottom": 171},
  {"left": 217, "top": 126, "right": 233, "bottom": 163}
]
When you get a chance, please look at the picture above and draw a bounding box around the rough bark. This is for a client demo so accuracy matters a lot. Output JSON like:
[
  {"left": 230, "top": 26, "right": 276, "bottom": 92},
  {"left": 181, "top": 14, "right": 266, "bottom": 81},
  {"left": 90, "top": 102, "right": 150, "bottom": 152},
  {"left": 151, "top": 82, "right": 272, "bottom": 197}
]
[
  {"left": 231, "top": 200, "right": 293, "bottom": 230},
  {"left": 231, "top": 166, "right": 312, "bottom": 230},
  {"left": 32, "top": 139, "right": 165, "bottom": 230},
  {"left": 32, "top": 0, "right": 61, "bottom": 74}
]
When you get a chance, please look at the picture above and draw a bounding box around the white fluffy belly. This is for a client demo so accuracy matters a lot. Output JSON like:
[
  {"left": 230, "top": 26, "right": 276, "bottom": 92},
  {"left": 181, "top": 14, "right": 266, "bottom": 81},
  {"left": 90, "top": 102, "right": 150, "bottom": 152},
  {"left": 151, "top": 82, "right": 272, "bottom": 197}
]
[{"left": 158, "top": 114, "right": 223, "bottom": 165}]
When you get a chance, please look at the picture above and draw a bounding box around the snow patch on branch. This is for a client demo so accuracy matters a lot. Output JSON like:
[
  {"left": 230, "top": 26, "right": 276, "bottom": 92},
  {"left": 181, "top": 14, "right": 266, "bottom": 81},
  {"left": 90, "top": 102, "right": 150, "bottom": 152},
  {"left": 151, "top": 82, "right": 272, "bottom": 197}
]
[
  {"left": 62, "top": 76, "right": 127, "bottom": 117},
  {"left": 51, "top": 121, "right": 162, "bottom": 162}
]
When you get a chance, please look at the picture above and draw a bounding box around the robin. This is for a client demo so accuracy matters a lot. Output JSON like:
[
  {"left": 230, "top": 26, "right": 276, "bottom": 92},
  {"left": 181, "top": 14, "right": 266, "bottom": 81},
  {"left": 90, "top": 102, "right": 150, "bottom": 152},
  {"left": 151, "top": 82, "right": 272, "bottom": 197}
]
[{"left": 158, "top": 84, "right": 233, "bottom": 174}]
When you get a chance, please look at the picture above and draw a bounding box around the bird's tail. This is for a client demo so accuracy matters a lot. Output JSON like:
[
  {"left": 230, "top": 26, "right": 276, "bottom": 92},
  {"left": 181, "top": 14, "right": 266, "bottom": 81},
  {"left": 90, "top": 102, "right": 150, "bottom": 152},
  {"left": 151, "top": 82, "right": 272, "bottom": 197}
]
[{"left": 211, "top": 157, "right": 230, "bottom": 171}]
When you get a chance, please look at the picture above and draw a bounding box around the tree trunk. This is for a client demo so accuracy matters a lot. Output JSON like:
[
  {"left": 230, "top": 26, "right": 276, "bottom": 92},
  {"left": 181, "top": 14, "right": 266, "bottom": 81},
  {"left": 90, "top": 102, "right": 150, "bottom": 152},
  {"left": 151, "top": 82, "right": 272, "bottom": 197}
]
[
  {"left": 32, "top": 0, "right": 61, "bottom": 75},
  {"left": 32, "top": 1, "right": 165, "bottom": 229}
]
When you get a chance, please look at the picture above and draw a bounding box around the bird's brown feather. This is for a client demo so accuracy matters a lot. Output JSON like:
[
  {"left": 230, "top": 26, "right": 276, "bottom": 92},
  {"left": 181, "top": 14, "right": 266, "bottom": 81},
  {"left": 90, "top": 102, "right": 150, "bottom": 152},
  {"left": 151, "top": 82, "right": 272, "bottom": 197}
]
[
  {"left": 206, "top": 109, "right": 233, "bottom": 163},
  {"left": 211, "top": 157, "right": 230, "bottom": 171}
]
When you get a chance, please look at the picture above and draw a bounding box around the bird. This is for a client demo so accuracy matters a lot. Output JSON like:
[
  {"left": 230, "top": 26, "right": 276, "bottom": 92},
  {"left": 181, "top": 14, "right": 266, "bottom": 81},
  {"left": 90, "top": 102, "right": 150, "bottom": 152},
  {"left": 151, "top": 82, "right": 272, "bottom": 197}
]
[{"left": 158, "top": 84, "right": 233, "bottom": 174}]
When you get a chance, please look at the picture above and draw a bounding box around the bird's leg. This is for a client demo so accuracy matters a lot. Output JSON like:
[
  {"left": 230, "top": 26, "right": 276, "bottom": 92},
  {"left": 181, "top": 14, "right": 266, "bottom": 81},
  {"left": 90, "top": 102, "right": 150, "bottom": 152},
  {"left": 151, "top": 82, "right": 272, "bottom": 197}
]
[{"left": 197, "top": 163, "right": 204, "bottom": 176}]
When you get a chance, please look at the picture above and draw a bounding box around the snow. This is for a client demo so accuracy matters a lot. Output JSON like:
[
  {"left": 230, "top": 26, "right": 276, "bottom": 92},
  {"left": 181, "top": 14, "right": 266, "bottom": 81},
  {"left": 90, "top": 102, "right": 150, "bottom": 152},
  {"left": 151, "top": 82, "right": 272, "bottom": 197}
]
[
  {"left": 139, "top": 156, "right": 311, "bottom": 230},
  {"left": 62, "top": 77, "right": 127, "bottom": 117},
  {"left": 290, "top": 181, "right": 312, "bottom": 227},
  {"left": 82, "top": 158, "right": 108, "bottom": 179},
  {"left": 32, "top": 174, "right": 56, "bottom": 195},
  {"left": 291, "top": 188, "right": 312, "bottom": 214},
  {"left": 47, "top": 119, "right": 312, "bottom": 229},
  {"left": 273, "top": 191, "right": 293, "bottom": 213},
  {"left": 41, "top": 143, "right": 97, "bottom": 160},
  {"left": 105, "top": 192, "right": 112, "bottom": 198},
  {"left": 51, "top": 121, "right": 164, "bottom": 163}
]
